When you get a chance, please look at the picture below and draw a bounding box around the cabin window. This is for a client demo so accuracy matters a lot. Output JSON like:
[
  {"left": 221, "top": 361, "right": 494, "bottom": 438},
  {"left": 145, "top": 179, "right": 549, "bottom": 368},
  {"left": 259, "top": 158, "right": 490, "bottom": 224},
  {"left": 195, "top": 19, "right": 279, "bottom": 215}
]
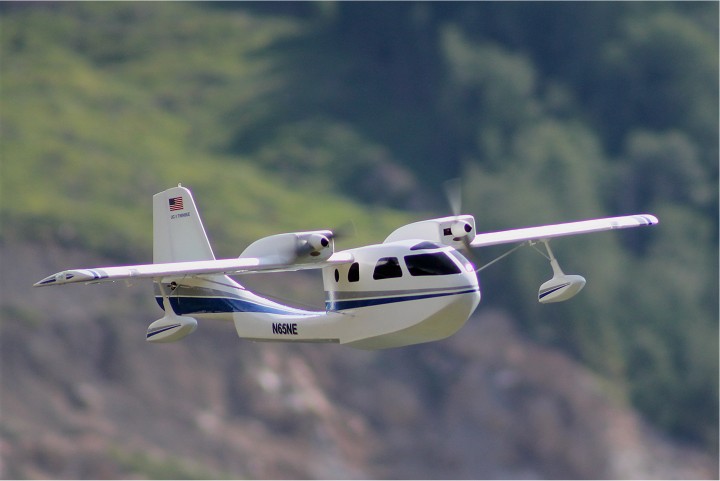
[
  {"left": 348, "top": 262, "right": 360, "bottom": 282},
  {"left": 373, "top": 257, "right": 403, "bottom": 280},
  {"left": 404, "top": 252, "right": 461, "bottom": 276}
]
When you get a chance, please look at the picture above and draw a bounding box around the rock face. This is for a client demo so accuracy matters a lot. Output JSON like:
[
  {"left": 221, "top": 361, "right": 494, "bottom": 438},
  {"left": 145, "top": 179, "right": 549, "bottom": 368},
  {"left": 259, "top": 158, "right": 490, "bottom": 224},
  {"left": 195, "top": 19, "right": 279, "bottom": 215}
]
[{"left": 1, "top": 242, "right": 716, "bottom": 479}]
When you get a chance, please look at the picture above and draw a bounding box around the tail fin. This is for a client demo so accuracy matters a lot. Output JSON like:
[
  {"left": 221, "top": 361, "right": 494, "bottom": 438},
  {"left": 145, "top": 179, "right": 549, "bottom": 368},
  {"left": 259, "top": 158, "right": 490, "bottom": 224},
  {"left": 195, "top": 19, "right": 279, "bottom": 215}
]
[
  {"left": 151, "top": 186, "right": 290, "bottom": 327},
  {"left": 153, "top": 186, "right": 215, "bottom": 263}
]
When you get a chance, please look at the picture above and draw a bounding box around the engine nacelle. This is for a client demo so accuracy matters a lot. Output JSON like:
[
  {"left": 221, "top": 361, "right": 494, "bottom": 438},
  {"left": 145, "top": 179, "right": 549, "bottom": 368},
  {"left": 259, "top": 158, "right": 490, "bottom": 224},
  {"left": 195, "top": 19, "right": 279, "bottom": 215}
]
[
  {"left": 302, "top": 233, "right": 331, "bottom": 256},
  {"left": 538, "top": 274, "right": 586, "bottom": 303},
  {"left": 240, "top": 230, "right": 334, "bottom": 264},
  {"left": 146, "top": 312, "right": 198, "bottom": 343},
  {"left": 384, "top": 215, "right": 476, "bottom": 247}
]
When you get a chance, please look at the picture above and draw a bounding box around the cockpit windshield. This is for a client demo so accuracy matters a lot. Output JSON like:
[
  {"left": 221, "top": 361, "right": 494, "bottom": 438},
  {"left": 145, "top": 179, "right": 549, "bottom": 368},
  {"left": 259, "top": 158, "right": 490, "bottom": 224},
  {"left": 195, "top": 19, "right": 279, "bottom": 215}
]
[{"left": 404, "top": 252, "right": 461, "bottom": 276}]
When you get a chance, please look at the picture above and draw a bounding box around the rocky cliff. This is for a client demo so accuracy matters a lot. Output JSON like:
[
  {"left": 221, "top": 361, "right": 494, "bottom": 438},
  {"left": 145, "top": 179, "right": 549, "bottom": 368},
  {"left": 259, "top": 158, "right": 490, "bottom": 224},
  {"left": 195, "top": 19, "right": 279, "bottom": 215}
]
[{"left": 1, "top": 241, "right": 716, "bottom": 479}]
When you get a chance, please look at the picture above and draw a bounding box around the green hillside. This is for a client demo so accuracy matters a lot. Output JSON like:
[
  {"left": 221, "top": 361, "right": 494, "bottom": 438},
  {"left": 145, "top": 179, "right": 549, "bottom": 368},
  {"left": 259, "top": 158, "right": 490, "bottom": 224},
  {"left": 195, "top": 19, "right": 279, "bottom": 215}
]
[
  {"left": 1, "top": 2, "right": 717, "bottom": 450},
  {"left": 0, "top": 3, "right": 412, "bottom": 259}
]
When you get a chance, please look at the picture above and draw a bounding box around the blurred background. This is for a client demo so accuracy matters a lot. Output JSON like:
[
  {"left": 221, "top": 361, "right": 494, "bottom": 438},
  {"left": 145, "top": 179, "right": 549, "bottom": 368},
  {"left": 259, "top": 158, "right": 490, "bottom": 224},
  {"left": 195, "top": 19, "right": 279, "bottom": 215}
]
[{"left": 1, "top": 2, "right": 717, "bottom": 478}]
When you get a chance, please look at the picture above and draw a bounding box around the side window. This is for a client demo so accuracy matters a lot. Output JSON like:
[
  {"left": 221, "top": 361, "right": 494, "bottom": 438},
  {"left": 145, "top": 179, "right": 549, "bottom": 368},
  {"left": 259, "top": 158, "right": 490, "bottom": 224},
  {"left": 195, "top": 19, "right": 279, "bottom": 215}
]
[
  {"left": 373, "top": 257, "right": 403, "bottom": 280},
  {"left": 348, "top": 262, "right": 360, "bottom": 282}
]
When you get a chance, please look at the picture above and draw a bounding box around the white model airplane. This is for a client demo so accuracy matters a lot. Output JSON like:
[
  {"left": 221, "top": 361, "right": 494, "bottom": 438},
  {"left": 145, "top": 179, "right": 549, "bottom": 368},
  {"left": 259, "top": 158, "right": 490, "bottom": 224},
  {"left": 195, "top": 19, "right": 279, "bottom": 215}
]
[{"left": 35, "top": 186, "right": 658, "bottom": 350}]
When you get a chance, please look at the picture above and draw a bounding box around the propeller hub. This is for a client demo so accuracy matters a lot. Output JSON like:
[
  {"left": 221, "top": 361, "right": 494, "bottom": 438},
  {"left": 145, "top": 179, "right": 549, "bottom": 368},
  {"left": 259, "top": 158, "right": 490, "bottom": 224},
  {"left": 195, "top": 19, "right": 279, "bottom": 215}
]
[{"left": 450, "top": 221, "right": 473, "bottom": 239}]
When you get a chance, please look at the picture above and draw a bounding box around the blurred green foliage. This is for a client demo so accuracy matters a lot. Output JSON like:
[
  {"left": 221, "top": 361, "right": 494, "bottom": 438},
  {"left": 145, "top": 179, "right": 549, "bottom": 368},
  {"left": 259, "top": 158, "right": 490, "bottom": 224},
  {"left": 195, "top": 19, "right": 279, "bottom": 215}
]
[
  {"left": 1, "top": 2, "right": 717, "bottom": 451},
  {"left": 0, "top": 2, "right": 410, "bottom": 259}
]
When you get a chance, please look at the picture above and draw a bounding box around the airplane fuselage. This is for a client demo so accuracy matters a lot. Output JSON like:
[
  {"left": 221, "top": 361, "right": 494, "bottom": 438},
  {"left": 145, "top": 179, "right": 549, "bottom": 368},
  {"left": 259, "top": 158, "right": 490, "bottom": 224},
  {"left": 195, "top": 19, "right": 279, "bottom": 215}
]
[{"left": 154, "top": 240, "right": 481, "bottom": 350}]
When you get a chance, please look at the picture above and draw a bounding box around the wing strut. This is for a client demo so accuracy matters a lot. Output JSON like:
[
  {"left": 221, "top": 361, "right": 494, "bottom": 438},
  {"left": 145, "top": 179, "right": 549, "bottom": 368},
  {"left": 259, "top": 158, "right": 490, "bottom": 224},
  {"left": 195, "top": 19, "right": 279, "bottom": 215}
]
[{"left": 475, "top": 242, "right": 527, "bottom": 272}]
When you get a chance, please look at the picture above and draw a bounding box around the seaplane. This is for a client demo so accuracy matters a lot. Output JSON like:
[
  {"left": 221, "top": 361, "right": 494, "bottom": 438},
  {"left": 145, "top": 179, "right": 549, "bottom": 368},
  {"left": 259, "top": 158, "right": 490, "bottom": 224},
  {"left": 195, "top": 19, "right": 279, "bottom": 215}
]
[{"left": 34, "top": 185, "right": 658, "bottom": 350}]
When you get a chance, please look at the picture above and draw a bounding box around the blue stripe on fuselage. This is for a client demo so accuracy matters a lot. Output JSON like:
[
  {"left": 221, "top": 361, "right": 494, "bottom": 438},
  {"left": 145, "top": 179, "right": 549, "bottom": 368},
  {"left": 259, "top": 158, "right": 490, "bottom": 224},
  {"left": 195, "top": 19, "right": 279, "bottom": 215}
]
[
  {"left": 155, "top": 288, "right": 479, "bottom": 315},
  {"left": 155, "top": 297, "right": 316, "bottom": 316},
  {"left": 325, "top": 288, "right": 479, "bottom": 311}
]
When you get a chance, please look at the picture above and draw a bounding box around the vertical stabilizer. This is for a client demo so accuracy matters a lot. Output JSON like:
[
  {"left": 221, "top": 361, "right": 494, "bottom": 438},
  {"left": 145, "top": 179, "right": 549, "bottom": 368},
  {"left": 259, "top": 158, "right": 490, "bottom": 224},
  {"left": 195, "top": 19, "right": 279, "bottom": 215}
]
[{"left": 153, "top": 186, "right": 215, "bottom": 263}]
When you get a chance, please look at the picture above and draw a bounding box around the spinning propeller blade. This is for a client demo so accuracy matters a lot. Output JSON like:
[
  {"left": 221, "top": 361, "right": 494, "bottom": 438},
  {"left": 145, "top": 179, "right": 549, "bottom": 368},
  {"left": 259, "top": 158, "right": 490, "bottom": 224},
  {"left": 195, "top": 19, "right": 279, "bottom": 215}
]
[
  {"left": 328, "top": 221, "right": 356, "bottom": 241},
  {"left": 443, "top": 178, "right": 482, "bottom": 268},
  {"left": 443, "top": 178, "right": 463, "bottom": 217}
]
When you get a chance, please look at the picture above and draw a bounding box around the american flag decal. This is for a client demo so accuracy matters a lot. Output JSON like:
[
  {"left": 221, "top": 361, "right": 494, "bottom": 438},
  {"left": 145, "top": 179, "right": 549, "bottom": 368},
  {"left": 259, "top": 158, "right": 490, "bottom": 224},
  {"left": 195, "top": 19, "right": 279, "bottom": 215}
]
[{"left": 169, "top": 196, "right": 184, "bottom": 211}]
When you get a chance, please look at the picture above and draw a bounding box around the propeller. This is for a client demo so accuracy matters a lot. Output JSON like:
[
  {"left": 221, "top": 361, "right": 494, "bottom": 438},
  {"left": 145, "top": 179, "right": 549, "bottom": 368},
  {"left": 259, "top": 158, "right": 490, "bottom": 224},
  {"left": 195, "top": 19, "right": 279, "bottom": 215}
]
[
  {"left": 443, "top": 178, "right": 483, "bottom": 269},
  {"left": 328, "top": 221, "right": 357, "bottom": 243},
  {"left": 443, "top": 177, "right": 463, "bottom": 217},
  {"left": 295, "top": 222, "right": 357, "bottom": 257},
  {"left": 443, "top": 178, "right": 474, "bottom": 237}
]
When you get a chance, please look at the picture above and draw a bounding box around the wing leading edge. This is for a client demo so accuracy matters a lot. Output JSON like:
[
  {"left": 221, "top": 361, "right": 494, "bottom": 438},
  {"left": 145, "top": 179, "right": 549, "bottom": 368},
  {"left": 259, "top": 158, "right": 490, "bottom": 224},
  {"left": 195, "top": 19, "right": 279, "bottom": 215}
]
[
  {"left": 471, "top": 214, "right": 658, "bottom": 248},
  {"left": 34, "top": 252, "right": 355, "bottom": 287}
]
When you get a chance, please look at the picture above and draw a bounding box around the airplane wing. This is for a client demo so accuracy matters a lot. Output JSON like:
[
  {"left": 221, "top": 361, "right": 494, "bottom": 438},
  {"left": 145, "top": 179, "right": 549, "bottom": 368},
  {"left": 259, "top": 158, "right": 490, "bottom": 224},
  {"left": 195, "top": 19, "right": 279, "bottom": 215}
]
[
  {"left": 471, "top": 214, "right": 658, "bottom": 248},
  {"left": 34, "top": 252, "right": 355, "bottom": 287}
]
